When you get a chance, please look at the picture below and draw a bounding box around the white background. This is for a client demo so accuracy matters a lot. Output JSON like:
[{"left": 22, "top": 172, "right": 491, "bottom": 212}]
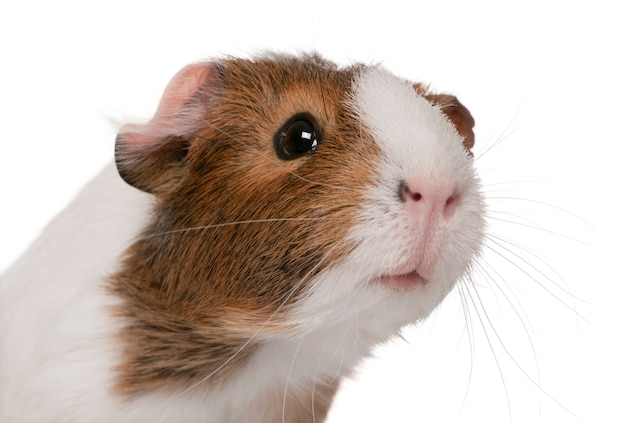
[{"left": 0, "top": 1, "right": 623, "bottom": 422}]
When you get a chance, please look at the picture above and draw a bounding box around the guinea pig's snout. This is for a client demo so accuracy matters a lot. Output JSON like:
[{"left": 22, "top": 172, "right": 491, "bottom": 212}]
[{"left": 398, "top": 181, "right": 459, "bottom": 220}]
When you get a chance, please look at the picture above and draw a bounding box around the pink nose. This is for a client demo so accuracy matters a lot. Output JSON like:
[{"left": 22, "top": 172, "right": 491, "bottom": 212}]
[{"left": 400, "top": 183, "right": 459, "bottom": 219}]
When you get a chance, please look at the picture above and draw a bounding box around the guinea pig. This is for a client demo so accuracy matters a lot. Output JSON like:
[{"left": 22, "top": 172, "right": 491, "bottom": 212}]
[{"left": 0, "top": 53, "right": 485, "bottom": 422}]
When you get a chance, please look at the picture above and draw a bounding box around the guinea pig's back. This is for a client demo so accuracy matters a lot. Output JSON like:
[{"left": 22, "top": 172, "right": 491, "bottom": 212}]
[{"left": 0, "top": 162, "right": 152, "bottom": 419}]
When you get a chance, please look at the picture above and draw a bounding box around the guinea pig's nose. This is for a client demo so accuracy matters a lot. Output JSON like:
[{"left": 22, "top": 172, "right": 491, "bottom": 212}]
[{"left": 399, "top": 182, "right": 459, "bottom": 219}]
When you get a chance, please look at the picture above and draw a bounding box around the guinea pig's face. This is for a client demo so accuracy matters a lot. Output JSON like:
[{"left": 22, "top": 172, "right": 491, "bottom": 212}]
[{"left": 115, "top": 55, "right": 485, "bottom": 338}]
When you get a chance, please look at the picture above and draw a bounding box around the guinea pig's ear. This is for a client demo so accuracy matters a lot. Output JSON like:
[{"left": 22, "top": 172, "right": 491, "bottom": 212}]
[
  {"left": 413, "top": 83, "right": 475, "bottom": 153},
  {"left": 115, "top": 62, "right": 218, "bottom": 194}
]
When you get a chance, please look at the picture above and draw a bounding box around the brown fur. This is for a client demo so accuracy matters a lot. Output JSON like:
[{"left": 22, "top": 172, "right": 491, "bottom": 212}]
[
  {"left": 110, "top": 55, "right": 378, "bottom": 394},
  {"left": 109, "top": 54, "right": 476, "bottom": 411}
]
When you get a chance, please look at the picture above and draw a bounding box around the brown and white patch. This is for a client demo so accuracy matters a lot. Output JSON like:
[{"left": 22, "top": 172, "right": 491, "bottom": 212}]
[{"left": 110, "top": 55, "right": 382, "bottom": 394}]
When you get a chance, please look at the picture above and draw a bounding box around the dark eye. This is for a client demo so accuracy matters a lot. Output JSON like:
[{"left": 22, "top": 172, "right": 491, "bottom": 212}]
[{"left": 275, "top": 114, "right": 320, "bottom": 160}]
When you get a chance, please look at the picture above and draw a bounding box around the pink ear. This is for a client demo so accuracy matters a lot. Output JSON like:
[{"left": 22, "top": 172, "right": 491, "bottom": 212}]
[
  {"left": 119, "top": 62, "right": 216, "bottom": 150},
  {"left": 116, "top": 62, "right": 217, "bottom": 193}
]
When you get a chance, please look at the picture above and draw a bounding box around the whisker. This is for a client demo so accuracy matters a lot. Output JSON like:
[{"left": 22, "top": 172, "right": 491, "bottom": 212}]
[
  {"left": 474, "top": 126, "right": 521, "bottom": 162},
  {"left": 286, "top": 171, "right": 350, "bottom": 190},
  {"left": 474, "top": 98, "right": 525, "bottom": 161},
  {"left": 486, "top": 232, "right": 587, "bottom": 305},
  {"left": 474, "top": 258, "right": 537, "bottom": 334},
  {"left": 487, "top": 213, "right": 590, "bottom": 245},
  {"left": 453, "top": 278, "right": 477, "bottom": 421},
  {"left": 481, "top": 180, "right": 555, "bottom": 190},
  {"left": 283, "top": 335, "right": 306, "bottom": 423},
  {"left": 464, "top": 279, "right": 513, "bottom": 422},
  {"left": 475, "top": 257, "right": 542, "bottom": 389},
  {"left": 486, "top": 196, "right": 593, "bottom": 228},
  {"left": 484, "top": 236, "right": 588, "bottom": 320},
  {"left": 138, "top": 218, "right": 323, "bottom": 241},
  {"left": 468, "top": 280, "right": 578, "bottom": 418},
  {"left": 311, "top": 352, "right": 323, "bottom": 423}
]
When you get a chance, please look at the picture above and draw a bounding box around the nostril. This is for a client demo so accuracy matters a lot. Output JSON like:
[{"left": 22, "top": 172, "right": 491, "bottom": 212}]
[
  {"left": 399, "top": 182, "right": 460, "bottom": 217},
  {"left": 399, "top": 183, "right": 422, "bottom": 202},
  {"left": 409, "top": 191, "right": 422, "bottom": 202}
]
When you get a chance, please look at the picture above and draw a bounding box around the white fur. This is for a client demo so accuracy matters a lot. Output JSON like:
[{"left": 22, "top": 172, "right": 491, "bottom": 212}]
[
  {"left": 0, "top": 163, "right": 151, "bottom": 420},
  {"left": 292, "top": 67, "right": 484, "bottom": 332},
  {"left": 0, "top": 67, "right": 484, "bottom": 421}
]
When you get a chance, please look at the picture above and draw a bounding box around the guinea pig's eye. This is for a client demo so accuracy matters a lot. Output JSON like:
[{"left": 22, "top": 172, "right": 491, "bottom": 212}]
[{"left": 275, "top": 114, "right": 320, "bottom": 160}]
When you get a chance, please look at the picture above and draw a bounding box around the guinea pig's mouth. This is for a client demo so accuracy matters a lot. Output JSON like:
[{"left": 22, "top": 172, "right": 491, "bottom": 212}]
[{"left": 378, "top": 271, "right": 428, "bottom": 292}]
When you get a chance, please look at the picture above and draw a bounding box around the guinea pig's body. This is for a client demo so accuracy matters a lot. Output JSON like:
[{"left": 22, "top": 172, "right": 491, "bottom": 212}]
[{"left": 0, "top": 54, "right": 485, "bottom": 422}]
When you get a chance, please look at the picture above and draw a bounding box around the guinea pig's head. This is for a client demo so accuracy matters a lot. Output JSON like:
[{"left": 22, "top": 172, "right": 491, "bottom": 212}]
[{"left": 115, "top": 54, "right": 484, "bottom": 341}]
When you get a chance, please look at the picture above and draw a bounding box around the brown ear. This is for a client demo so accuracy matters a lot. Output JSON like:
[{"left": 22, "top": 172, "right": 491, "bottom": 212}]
[
  {"left": 413, "top": 83, "right": 475, "bottom": 153},
  {"left": 115, "top": 63, "right": 218, "bottom": 194}
]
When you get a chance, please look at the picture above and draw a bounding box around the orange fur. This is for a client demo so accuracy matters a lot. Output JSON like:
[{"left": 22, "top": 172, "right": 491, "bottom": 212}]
[{"left": 110, "top": 55, "right": 476, "bottom": 410}]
